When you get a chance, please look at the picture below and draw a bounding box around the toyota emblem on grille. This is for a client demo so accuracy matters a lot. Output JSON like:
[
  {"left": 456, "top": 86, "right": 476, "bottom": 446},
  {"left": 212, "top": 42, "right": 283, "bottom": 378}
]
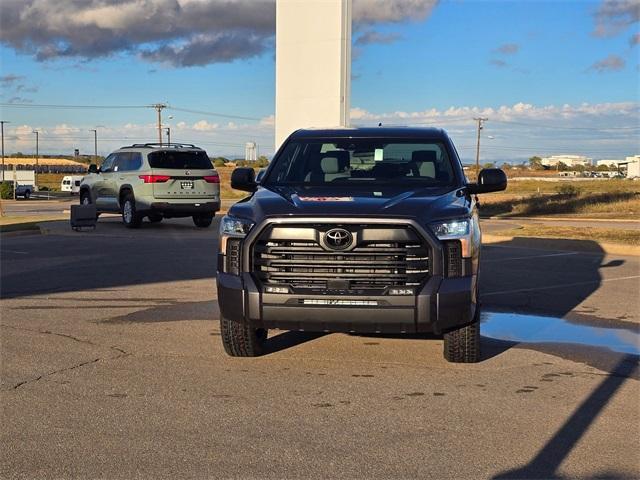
[{"left": 324, "top": 228, "right": 353, "bottom": 250}]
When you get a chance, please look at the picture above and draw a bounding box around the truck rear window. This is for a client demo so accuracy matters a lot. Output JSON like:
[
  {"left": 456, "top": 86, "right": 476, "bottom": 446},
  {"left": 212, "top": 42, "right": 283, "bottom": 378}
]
[{"left": 148, "top": 151, "right": 212, "bottom": 170}]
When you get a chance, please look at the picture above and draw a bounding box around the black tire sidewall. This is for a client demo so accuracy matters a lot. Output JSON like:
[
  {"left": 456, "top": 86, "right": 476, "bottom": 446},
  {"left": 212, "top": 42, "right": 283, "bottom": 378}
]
[
  {"left": 192, "top": 214, "right": 213, "bottom": 228},
  {"left": 122, "top": 195, "right": 141, "bottom": 228}
]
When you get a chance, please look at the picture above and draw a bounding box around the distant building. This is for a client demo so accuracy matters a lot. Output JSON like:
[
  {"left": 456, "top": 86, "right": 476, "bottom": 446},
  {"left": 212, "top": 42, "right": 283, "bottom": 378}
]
[
  {"left": 627, "top": 160, "right": 640, "bottom": 179},
  {"left": 245, "top": 142, "right": 257, "bottom": 162},
  {"left": 596, "top": 159, "right": 626, "bottom": 168},
  {"left": 625, "top": 155, "right": 640, "bottom": 163},
  {"left": 540, "top": 155, "right": 592, "bottom": 167}
]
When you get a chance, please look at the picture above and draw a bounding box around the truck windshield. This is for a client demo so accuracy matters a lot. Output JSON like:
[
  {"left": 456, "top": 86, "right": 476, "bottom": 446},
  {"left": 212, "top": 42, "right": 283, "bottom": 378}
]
[
  {"left": 264, "top": 139, "right": 456, "bottom": 186},
  {"left": 148, "top": 150, "right": 212, "bottom": 170}
]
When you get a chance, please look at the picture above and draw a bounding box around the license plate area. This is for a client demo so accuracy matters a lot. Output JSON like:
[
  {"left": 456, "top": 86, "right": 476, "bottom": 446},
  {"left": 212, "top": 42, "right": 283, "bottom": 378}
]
[{"left": 180, "top": 181, "right": 194, "bottom": 190}]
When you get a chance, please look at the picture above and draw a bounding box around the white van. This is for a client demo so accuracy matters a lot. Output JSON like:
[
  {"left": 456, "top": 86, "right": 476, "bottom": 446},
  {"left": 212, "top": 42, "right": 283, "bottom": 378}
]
[{"left": 61, "top": 175, "right": 84, "bottom": 195}]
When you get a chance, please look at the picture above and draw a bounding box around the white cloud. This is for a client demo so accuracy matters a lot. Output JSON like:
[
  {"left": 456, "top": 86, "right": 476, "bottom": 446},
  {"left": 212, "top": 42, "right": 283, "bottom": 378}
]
[
  {"left": 587, "top": 54, "right": 626, "bottom": 72},
  {"left": 193, "top": 120, "right": 219, "bottom": 131},
  {"left": 4, "top": 101, "right": 637, "bottom": 162},
  {"left": 1, "top": 0, "right": 439, "bottom": 66},
  {"left": 349, "top": 102, "right": 640, "bottom": 161}
]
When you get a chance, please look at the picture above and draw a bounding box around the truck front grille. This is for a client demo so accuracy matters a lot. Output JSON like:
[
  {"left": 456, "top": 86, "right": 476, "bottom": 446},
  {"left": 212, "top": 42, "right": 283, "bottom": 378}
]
[{"left": 252, "top": 224, "right": 430, "bottom": 291}]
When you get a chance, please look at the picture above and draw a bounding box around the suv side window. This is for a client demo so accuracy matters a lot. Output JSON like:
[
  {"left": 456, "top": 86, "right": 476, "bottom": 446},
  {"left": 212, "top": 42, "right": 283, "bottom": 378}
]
[
  {"left": 101, "top": 154, "right": 116, "bottom": 173},
  {"left": 114, "top": 152, "right": 143, "bottom": 172},
  {"left": 129, "top": 152, "right": 142, "bottom": 171}
]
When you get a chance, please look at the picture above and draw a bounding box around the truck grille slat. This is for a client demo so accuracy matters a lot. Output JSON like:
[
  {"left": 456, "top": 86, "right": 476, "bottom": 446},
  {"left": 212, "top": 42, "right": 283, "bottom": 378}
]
[{"left": 252, "top": 224, "right": 431, "bottom": 291}]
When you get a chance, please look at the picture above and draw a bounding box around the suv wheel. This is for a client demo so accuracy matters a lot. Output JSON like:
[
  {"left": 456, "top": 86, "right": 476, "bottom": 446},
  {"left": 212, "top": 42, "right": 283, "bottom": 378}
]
[
  {"left": 443, "top": 307, "right": 480, "bottom": 363},
  {"left": 220, "top": 316, "right": 268, "bottom": 357},
  {"left": 121, "top": 194, "right": 142, "bottom": 228},
  {"left": 24, "top": 190, "right": 31, "bottom": 199},
  {"left": 148, "top": 214, "right": 163, "bottom": 223},
  {"left": 193, "top": 214, "right": 213, "bottom": 228}
]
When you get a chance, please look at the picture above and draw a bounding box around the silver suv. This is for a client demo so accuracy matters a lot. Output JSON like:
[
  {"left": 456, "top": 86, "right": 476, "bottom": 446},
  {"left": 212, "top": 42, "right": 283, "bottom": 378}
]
[{"left": 79, "top": 143, "right": 220, "bottom": 228}]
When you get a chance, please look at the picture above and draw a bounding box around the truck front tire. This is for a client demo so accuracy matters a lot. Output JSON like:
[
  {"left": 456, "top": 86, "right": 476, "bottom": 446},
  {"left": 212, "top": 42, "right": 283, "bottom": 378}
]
[
  {"left": 443, "top": 311, "right": 480, "bottom": 363},
  {"left": 220, "top": 316, "right": 267, "bottom": 357}
]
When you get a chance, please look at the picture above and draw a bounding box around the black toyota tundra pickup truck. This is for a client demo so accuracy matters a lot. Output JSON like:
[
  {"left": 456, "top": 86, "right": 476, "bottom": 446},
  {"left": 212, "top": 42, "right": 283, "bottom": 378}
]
[{"left": 216, "top": 127, "right": 506, "bottom": 362}]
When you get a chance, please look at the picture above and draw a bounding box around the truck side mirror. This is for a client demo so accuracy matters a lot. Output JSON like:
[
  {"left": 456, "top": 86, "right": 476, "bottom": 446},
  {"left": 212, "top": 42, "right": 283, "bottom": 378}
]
[
  {"left": 231, "top": 167, "right": 257, "bottom": 192},
  {"left": 467, "top": 168, "right": 507, "bottom": 194},
  {"left": 88, "top": 164, "right": 99, "bottom": 174}
]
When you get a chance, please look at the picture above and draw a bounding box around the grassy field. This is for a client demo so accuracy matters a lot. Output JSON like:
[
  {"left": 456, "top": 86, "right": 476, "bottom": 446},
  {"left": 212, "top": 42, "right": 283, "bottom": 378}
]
[
  {"left": 32, "top": 170, "right": 640, "bottom": 218},
  {"left": 479, "top": 191, "right": 640, "bottom": 218},
  {"left": 491, "top": 224, "right": 640, "bottom": 245}
]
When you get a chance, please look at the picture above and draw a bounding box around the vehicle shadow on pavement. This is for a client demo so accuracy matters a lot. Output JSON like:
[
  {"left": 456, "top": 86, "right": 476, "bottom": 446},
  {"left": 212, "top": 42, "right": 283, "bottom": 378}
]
[
  {"left": 492, "top": 353, "right": 639, "bottom": 479},
  {"left": 481, "top": 236, "right": 612, "bottom": 321},
  {"left": 264, "top": 331, "right": 327, "bottom": 354}
]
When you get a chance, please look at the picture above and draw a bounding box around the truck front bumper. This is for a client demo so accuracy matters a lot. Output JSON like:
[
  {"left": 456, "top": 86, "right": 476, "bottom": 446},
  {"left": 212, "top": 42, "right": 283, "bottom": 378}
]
[{"left": 216, "top": 272, "right": 477, "bottom": 335}]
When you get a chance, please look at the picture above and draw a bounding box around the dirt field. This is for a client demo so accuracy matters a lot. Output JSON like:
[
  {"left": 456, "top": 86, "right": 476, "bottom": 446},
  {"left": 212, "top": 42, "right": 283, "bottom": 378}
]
[{"left": 2, "top": 157, "right": 87, "bottom": 166}]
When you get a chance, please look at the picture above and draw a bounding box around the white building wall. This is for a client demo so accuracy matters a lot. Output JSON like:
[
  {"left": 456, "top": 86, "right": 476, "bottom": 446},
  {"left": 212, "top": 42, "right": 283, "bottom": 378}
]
[
  {"left": 627, "top": 161, "right": 640, "bottom": 178},
  {"left": 275, "top": 0, "right": 351, "bottom": 150},
  {"left": 540, "top": 155, "right": 592, "bottom": 167},
  {"left": 596, "top": 159, "right": 626, "bottom": 167},
  {"left": 0, "top": 169, "right": 35, "bottom": 185}
]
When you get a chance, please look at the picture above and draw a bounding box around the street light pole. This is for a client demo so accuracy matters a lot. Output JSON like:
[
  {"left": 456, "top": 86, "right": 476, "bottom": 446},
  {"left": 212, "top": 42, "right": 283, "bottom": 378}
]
[
  {"left": 89, "top": 129, "right": 98, "bottom": 162},
  {"left": 474, "top": 117, "right": 488, "bottom": 173},
  {"left": 0, "top": 120, "right": 9, "bottom": 182},
  {"left": 33, "top": 130, "right": 39, "bottom": 190}
]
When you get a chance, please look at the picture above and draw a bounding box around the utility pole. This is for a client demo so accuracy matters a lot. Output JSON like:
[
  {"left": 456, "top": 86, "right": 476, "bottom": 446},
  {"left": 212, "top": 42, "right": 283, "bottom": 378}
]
[
  {"left": 89, "top": 129, "right": 98, "bottom": 165},
  {"left": 0, "top": 120, "right": 8, "bottom": 182},
  {"left": 474, "top": 117, "right": 488, "bottom": 173},
  {"left": 165, "top": 127, "right": 171, "bottom": 145},
  {"left": 151, "top": 103, "right": 167, "bottom": 145},
  {"left": 33, "top": 130, "right": 39, "bottom": 190}
]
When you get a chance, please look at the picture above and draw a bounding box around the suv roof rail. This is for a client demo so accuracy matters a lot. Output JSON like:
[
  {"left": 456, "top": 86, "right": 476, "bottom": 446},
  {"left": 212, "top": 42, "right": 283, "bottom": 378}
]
[{"left": 122, "top": 142, "right": 200, "bottom": 149}]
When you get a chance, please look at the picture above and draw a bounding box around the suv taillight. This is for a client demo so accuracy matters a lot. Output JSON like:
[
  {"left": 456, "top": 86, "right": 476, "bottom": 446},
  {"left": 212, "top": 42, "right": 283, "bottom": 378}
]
[
  {"left": 203, "top": 175, "right": 220, "bottom": 183},
  {"left": 139, "top": 175, "right": 171, "bottom": 183}
]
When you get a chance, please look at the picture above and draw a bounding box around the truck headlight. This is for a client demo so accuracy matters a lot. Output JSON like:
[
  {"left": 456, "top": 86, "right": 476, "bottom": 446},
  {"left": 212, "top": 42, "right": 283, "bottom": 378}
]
[
  {"left": 430, "top": 217, "right": 476, "bottom": 261},
  {"left": 220, "top": 214, "right": 254, "bottom": 236},
  {"left": 219, "top": 215, "right": 254, "bottom": 274},
  {"left": 430, "top": 218, "right": 470, "bottom": 239}
]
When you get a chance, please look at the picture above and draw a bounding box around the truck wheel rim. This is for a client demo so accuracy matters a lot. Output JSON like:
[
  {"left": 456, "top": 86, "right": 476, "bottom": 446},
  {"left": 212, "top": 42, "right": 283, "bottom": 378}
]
[{"left": 123, "top": 202, "right": 132, "bottom": 223}]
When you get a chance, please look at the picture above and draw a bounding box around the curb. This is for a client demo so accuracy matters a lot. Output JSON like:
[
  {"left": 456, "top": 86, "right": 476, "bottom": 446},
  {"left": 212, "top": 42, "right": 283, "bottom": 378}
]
[
  {"left": 0, "top": 228, "right": 41, "bottom": 237},
  {"left": 484, "top": 216, "right": 639, "bottom": 224},
  {"left": 483, "top": 233, "right": 640, "bottom": 256}
]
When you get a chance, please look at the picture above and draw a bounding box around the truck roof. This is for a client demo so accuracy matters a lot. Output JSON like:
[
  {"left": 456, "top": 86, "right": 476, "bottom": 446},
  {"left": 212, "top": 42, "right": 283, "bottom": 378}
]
[{"left": 289, "top": 127, "right": 448, "bottom": 140}]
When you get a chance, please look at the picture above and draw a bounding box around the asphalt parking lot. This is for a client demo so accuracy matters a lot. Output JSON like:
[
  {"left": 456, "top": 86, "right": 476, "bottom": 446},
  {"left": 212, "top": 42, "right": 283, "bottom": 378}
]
[{"left": 1, "top": 217, "right": 639, "bottom": 479}]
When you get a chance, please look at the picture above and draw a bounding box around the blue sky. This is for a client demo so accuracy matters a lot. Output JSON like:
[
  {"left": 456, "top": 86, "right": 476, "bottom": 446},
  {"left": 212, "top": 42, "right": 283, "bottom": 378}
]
[{"left": 0, "top": 0, "right": 638, "bottom": 162}]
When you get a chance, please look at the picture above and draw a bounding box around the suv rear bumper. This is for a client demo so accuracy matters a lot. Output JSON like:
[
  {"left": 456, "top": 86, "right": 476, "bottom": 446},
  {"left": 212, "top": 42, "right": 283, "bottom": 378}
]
[
  {"left": 145, "top": 200, "right": 220, "bottom": 217},
  {"left": 216, "top": 271, "right": 477, "bottom": 334}
]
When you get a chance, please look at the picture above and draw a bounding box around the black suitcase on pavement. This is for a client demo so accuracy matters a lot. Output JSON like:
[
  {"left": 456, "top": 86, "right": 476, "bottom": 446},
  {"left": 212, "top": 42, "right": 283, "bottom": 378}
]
[{"left": 70, "top": 204, "right": 97, "bottom": 231}]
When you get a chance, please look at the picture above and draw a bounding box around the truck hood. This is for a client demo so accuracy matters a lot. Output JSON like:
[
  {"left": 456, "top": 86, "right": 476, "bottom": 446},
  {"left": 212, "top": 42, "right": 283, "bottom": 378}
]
[{"left": 228, "top": 185, "right": 471, "bottom": 225}]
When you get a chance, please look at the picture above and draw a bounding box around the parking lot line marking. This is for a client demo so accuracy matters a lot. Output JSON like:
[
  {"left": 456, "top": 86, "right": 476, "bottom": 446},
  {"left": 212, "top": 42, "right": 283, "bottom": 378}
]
[
  {"left": 484, "top": 252, "right": 580, "bottom": 263},
  {"left": 483, "top": 275, "right": 640, "bottom": 297}
]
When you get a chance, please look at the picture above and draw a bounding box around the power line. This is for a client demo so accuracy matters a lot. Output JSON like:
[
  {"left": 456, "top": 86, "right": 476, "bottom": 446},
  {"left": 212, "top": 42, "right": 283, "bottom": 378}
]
[
  {"left": 487, "top": 119, "right": 640, "bottom": 131},
  {"left": 0, "top": 103, "right": 149, "bottom": 109},
  {"left": 167, "top": 106, "right": 262, "bottom": 121},
  {"left": 0, "top": 101, "right": 265, "bottom": 122}
]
